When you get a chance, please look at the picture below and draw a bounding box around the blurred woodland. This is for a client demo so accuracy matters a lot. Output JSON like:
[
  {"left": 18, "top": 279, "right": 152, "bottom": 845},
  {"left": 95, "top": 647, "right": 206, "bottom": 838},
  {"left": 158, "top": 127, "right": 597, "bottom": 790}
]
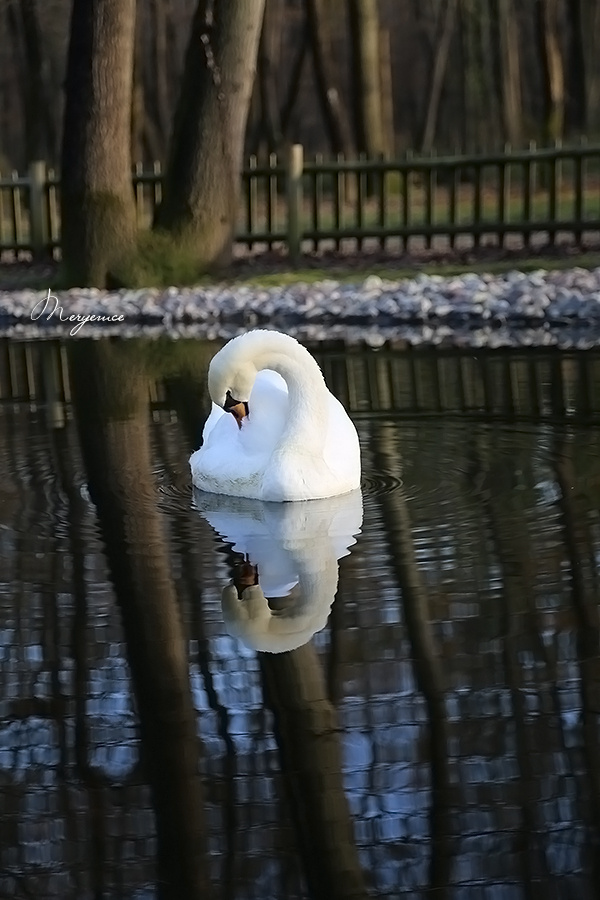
[{"left": 1, "top": 0, "right": 599, "bottom": 172}]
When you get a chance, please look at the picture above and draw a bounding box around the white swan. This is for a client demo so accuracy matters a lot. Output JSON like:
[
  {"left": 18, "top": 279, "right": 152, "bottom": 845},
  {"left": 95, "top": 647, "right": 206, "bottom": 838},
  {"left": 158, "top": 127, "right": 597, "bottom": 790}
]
[
  {"left": 190, "top": 330, "right": 361, "bottom": 501},
  {"left": 193, "top": 488, "right": 363, "bottom": 653}
]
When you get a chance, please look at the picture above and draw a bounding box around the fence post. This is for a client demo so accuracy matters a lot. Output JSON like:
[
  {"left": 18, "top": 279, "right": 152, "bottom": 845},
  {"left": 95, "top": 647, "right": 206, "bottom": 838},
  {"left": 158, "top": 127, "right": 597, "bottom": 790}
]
[
  {"left": 287, "top": 144, "right": 303, "bottom": 265},
  {"left": 29, "top": 159, "right": 47, "bottom": 260}
]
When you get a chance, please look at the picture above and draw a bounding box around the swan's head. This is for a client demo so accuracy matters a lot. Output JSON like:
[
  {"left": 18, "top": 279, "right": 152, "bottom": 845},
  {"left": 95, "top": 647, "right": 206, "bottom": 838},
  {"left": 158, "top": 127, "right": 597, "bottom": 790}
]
[
  {"left": 208, "top": 340, "right": 257, "bottom": 427},
  {"left": 207, "top": 330, "right": 314, "bottom": 429}
]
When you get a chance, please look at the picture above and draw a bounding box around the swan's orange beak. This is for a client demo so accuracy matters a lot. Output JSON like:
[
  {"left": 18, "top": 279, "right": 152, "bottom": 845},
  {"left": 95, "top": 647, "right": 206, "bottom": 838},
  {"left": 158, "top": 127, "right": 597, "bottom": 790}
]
[{"left": 224, "top": 391, "right": 249, "bottom": 429}]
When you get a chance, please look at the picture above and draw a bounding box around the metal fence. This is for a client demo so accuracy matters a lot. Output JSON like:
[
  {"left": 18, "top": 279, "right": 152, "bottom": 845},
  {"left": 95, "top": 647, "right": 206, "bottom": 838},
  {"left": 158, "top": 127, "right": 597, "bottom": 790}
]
[{"left": 1, "top": 144, "right": 600, "bottom": 261}]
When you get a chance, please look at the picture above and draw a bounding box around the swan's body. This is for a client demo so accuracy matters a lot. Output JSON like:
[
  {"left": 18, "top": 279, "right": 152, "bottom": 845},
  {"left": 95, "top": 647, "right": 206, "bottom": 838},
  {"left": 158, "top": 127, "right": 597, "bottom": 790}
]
[
  {"left": 190, "top": 330, "right": 361, "bottom": 501},
  {"left": 193, "top": 488, "right": 363, "bottom": 653}
]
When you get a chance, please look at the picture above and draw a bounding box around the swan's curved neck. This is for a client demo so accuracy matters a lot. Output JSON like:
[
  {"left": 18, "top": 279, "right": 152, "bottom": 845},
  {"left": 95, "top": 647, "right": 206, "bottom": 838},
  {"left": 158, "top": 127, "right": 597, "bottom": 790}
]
[{"left": 255, "top": 349, "right": 328, "bottom": 451}]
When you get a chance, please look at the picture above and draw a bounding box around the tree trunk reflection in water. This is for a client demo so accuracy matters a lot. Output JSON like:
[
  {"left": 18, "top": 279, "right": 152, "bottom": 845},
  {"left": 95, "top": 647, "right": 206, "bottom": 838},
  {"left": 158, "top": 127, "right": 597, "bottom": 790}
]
[
  {"left": 167, "top": 483, "right": 239, "bottom": 898},
  {"left": 69, "top": 342, "right": 209, "bottom": 900},
  {"left": 555, "top": 435, "right": 600, "bottom": 889},
  {"left": 153, "top": 366, "right": 247, "bottom": 897},
  {"left": 475, "top": 450, "right": 546, "bottom": 896},
  {"left": 260, "top": 643, "right": 368, "bottom": 900},
  {"left": 371, "top": 422, "right": 452, "bottom": 895},
  {"left": 52, "top": 416, "right": 123, "bottom": 894}
]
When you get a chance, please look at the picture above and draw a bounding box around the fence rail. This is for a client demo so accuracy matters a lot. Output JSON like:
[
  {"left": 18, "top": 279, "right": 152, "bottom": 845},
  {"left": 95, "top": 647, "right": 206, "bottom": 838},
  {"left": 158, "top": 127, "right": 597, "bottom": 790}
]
[{"left": 1, "top": 144, "right": 600, "bottom": 261}]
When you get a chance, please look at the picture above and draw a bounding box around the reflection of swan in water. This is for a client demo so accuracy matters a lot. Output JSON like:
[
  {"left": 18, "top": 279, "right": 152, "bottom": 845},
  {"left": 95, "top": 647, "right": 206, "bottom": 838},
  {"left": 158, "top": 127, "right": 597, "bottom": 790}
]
[{"left": 193, "top": 488, "right": 363, "bottom": 653}]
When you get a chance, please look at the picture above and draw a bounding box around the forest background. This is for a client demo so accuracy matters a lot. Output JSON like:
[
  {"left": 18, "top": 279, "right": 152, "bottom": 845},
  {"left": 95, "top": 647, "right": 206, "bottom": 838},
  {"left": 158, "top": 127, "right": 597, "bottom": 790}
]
[{"left": 1, "top": 0, "right": 597, "bottom": 173}]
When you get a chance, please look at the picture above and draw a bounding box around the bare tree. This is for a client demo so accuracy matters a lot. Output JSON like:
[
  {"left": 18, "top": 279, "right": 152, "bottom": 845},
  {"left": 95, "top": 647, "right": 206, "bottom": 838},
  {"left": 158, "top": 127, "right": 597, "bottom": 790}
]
[
  {"left": 279, "top": 12, "right": 310, "bottom": 140},
  {"left": 348, "top": 0, "right": 389, "bottom": 156},
  {"left": 3, "top": 0, "right": 600, "bottom": 190},
  {"left": 420, "top": 0, "right": 459, "bottom": 153},
  {"left": 6, "top": 0, "right": 57, "bottom": 163},
  {"left": 155, "top": 0, "right": 266, "bottom": 269},
  {"left": 583, "top": 0, "right": 600, "bottom": 132},
  {"left": 497, "top": 0, "right": 523, "bottom": 145},
  {"left": 535, "top": 0, "right": 566, "bottom": 142},
  {"left": 60, "top": 0, "right": 137, "bottom": 286},
  {"left": 256, "top": 0, "right": 284, "bottom": 153},
  {"left": 565, "top": 0, "right": 586, "bottom": 134},
  {"left": 305, "top": 0, "right": 355, "bottom": 155},
  {"left": 149, "top": 0, "right": 173, "bottom": 157}
]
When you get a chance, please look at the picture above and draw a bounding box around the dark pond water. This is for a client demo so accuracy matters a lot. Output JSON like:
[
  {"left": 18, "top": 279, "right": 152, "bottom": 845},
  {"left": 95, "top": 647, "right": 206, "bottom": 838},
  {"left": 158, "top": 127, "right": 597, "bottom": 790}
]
[{"left": 1, "top": 338, "right": 600, "bottom": 900}]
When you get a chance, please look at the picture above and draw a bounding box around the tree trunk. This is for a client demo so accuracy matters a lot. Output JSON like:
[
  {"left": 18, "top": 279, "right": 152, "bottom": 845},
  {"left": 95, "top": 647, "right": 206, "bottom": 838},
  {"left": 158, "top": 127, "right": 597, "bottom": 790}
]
[
  {"left": 584, "top": 0, "right": 600, "bottom": 132},
  {"left": 478, "top": 0, "right": 503, "bottom": 150},
  {"left": 60, "top": 0, "right": 137, "bottom": 287},
  {"left": 306, "top": 0, "right": 355, "bottom": 156},
  {"left": 420, "top": 0, "right": 459, "bottom": 153},
  {"left": 348, "top": 0, "right": 388, "bottom": 156},
  {"left": 155, "top": 0, "right": 266, "bottom": 269},
  {"left": 257, "top": 0, "right": 283, "bottom": 154},
  {"left": 497, "top": 0, "right": 523, "bottom": 145},
  {"left": 565, "top": 0, "right": 586, "bottom": 134},
  {"left": 379, "top": 27, "right": 395, "bottom": 155},
  {"left": 6, "top": 0, "right": 56, "bottom": 164},
  {"left": 131, "top": 12, "right": 146, "bottom": 163},
  {"left": 535, "top": 0, "right": 566, "bottom": 142},
  {"left": 151, "top": 0, "right": 171, "bottom": 159},
  {"left": 280, "top": 15, "right": 310, "bottom": 139}
]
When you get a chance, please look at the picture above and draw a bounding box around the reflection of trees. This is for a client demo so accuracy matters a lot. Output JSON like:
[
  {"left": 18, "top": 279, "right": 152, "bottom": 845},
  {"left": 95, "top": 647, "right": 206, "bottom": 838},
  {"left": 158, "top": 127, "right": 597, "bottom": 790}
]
[
  {"left": 554, "top": 435, "right": 600, "bottom": 890},
  {"left": 473, "top": 442, "right": 545, "bottom": 897},
  {"left": 260, "top": 644, "right": 368, "bottom": 900},
  {"left": 52, "top": 415, "right": 116, "bottom": 895},
  {"left": 370, "top": 422, "right": 452, "bottom": 896},
  {"left": 69, "top": 340, "right": 209, "bottom": 899},
  {"left": 472, "top": 424, "right": 600, "bottom": 896},
  {"left": 5, "top": 339, "right": 600, "bottom": 897},
  {"left": 149, "top": 360, "right": 241, "bottom": 897}
]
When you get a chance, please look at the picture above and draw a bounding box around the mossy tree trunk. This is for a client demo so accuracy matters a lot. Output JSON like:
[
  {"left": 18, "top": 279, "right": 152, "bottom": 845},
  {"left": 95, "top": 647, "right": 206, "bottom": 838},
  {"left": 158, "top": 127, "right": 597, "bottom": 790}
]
[
  {"left": 60, "top": 0, "right": 137, "bottom": 287},
  {"left": 155, "top": 0, "right": 266, "bottom": 269}
]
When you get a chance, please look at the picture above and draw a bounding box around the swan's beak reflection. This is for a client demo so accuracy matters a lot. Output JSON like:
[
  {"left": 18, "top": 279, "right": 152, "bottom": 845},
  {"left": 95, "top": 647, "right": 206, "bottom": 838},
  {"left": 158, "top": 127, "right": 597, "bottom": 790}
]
[
  {"left": 232, "top": 554, "right": 259, "bottom": 599},
  {"left": 224, "top": 391, "right": 249, "bottom": 429}
]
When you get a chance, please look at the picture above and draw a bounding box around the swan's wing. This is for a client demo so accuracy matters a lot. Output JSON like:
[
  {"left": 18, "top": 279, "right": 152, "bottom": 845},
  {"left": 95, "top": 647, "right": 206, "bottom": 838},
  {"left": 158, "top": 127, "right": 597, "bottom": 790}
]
[
  {"left": 323, "top": 392, "right": 361, "bottom": 485},
  {"left": 201, "top": 401, "right": 226, "bottom": 443}
]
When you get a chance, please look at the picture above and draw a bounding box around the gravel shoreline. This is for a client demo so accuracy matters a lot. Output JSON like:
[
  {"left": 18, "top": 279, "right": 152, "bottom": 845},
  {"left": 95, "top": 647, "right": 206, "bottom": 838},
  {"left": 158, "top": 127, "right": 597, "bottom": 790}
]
[{"left": 2, "top": 266, "right": 600, "bottom": 348}]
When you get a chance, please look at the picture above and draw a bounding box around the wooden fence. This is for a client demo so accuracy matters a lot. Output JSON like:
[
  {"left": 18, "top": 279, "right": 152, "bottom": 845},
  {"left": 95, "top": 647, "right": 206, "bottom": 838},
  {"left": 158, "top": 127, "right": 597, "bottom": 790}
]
[{"left": 1, "top": 144, "right": 600, "bottom": 261}]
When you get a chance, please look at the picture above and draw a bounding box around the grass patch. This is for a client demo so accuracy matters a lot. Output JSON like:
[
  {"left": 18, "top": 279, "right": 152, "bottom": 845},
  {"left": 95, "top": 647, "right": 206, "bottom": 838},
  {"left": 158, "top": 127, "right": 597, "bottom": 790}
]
[{"left": 224, "top": 251, "right": 600, "bottom": 288}]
